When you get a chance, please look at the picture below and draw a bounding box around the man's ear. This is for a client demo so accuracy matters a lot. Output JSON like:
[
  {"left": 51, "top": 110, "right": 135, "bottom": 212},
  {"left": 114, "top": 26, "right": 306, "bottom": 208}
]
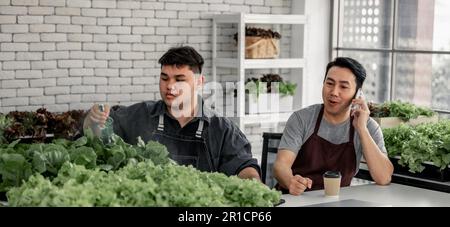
[{"left": 196, "top": 74, "right": 205, "bottom": 87}]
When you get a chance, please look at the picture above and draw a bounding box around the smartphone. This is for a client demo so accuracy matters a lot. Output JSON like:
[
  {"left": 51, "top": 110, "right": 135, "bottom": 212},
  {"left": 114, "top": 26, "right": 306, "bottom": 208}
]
[{"left": 351, "top": 88, "right": 364, "bottom": 110}]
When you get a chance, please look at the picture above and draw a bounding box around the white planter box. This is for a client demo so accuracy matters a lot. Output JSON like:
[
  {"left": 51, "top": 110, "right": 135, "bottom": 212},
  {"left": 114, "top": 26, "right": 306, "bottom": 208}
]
[
  {"left": 245, "top": 93, "right": 293, "bottom": 114},
  {"left": 373, "top": 115, "right": 439, "bottom": 129},
  {"left": 245, "top": 93, "right": 259, "bottom": 114},
  {"left": 258, "top": 93, "right": 280, "bottom": 113},
  {"left": 279, "top": 95, "right": 293, "bottom": 113}
]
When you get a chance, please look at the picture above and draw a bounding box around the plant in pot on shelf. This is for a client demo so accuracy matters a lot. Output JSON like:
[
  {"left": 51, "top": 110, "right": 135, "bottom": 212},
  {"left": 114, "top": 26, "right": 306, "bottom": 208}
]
[
  {"left": 244, "top": 77, "right": 266, "bottom": 114},
  {"left": 244, "top": 74, "right": 297, "bottom": 114},
  {"left": 278, "top": 81, "right": 297, "bottom": 112},
  {"left": 369, "top": 101, "right": 437, "bottom": 128}
]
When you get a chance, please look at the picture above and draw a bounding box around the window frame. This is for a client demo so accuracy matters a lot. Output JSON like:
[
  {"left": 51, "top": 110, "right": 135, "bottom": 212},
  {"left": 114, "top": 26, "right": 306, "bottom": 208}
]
[{"left": 331, "top": 0, "right": 450, "bottom": 114}]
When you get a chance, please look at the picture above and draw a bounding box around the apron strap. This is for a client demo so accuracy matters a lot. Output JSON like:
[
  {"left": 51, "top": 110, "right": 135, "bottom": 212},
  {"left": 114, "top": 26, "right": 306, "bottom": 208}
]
[
  {"left": 157, "top": 114, "right": 164, "bottom": 131},
  {"left": 195, "top": 119, "right": 204, "bottom": 138},
  {"left": 313, "top": 105, "right": 325, "bottom": 134},
  {"left": 316, "top": 105, "right": 355, "bottom": 142},
  {"left": 158, "top": 114, "right": 204, "bottom": 138},
  {"left": 349, "top": 116, "right": 355, "bottom": 142}
]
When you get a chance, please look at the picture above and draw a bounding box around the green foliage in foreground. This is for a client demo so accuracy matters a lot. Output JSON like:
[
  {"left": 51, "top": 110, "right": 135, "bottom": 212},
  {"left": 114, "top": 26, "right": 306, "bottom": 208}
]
[
  {"left": 7, "top": 161, "right": 281, "bottom": 207},
  {"left": 0, "top": 129, "right": 169, "bottom": 192}
]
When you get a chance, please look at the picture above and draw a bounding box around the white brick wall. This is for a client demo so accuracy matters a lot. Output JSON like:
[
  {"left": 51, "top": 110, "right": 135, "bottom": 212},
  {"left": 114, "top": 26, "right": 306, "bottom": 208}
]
[
  {"left": 30, "top": 78, "right": 56, "bottom": 87},
  {"left": 29, "top": 95, "right": 55, "bottom": 105},
  {"left": 0, "top": 34, "right": 12, "bottom": 42},
  {"left": 17, "top": 52, "right": 42, "bottom": 60},
  {"left": 71, "top": 85, "right": 95, "bottom": 94},
  {"left": 44, "top": 16, "right": 70, "bottom": 24},
  {"left": 45, "top": 86, "right": 70, "bottom": 95},
  {"left": 0, "top": 6, "right": 27, "bottom": 15},
  {"left": 55, "top": 7, "right": 81, "bottom": 16},
  {"left": 16, "top": 70, "right": 42, "bottom": 79},
  {"left": 33, "top": 60, "right": 56, "bottom": 69},
  {"left": 12, "top": 0, "right": 38, "bottom": 6},
  {"left": 28, "top": 7, "right": 54, "bottom": 15},
  {"left": 1, "top": 0, "right": 292, "bottom": 159},
  {"left": 43, "top": 69, "right": 68, "bottom": 78},
  {"left": 2, "top": 97, "right": 29, "bottom": 106},
  {"left": 43, "top": 104, "right": 69, "bottom": 112},
  {"left": 57, "top": 94, "right": 81, "bottom": 104},
  {"left": 67, "top": 0, "right": 91, "bottom": 8}
]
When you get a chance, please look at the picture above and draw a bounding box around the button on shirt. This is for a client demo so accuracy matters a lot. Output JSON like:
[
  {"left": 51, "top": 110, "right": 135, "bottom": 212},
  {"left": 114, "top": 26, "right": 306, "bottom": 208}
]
[{"left": 109, "top": 100, "right": 260, "bottom": 176}]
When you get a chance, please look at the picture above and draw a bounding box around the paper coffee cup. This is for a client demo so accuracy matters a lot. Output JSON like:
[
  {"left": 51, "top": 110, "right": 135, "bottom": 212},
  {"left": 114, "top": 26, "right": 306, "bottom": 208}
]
[{"left": 323, "top": 171, "right": 341, "bottom": 196}]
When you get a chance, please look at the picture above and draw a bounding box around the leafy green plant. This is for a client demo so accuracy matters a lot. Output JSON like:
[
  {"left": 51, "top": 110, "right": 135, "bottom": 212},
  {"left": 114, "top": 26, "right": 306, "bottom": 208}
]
[
  {"left": 279, "top": 81, "right": 297, "bottom": 97},
  {"left": 0, "top": 130, "right": 170, "bottom": 192},
  {"left": 244, "top": 74, "right": 297, "bottom": 97},
  {"left": 0, "top": 153, "right": 33, "bottom": 191},
  {"left": 31, "top": 143, "right": 71, "bottom": 175},
  {"left": 7, "top": 161, "right": 281, "bottom": 207},
  {"left": 383, "top": 120, "right": 450, "bottom": 173},
  {"left": 0, "top": 114, "right": 12, "bottom": 144},
  {"left": 369, "top": 101, "right": 435, "bottom": 121},
  {"left": 245, "top": 79, "right": 266, "bottom": 97},
  {"left": 3, "top": 109, "right": 87, "bottom": 143},
  {"left": 136, "top": 137, "right": 172, "bottom": 166}
]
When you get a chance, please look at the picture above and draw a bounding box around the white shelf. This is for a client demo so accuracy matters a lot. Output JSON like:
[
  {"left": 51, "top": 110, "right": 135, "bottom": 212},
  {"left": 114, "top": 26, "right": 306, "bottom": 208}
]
[
  {"left": 212, "top": 12, "right": 307, "bottom": 129},
  {"left": 215, "top": 58, "right": 305, "bottom": 69},
  {"left": 242, "top": 112, "right": 293, "bottom": 125},
  {"left": 214, "top": 14, "right": 306, "bottom": 25}
]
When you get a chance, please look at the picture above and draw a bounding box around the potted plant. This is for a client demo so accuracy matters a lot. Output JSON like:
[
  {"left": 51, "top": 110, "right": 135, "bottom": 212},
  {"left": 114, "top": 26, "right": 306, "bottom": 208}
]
[
  {"left": 244, "top": 77, "right": 265, "bottom": 114},
  {"left": 278, "top": 81, "right": 297, "bottom": 112},
  {"left": 244, "top": 74, "right": 297, "bottom": 114},
  {"left": 369, "top": 101, "right": 438, "bottom": 128}
]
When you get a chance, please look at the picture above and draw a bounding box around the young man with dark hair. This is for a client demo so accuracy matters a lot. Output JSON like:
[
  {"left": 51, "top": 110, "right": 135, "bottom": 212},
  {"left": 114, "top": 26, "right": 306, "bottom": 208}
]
[
  {"left": 84, "top": 46, "right": 261, "bottom": 180},
  {"left": 273, "top": 57, "right": 393, "bottom": 195}
]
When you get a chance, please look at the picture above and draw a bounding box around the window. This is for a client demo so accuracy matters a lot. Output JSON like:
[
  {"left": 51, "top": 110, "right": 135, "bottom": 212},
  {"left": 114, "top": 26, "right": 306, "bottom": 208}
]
[{"left": 333, "top": 0, "right": 450, "bottom": 114}]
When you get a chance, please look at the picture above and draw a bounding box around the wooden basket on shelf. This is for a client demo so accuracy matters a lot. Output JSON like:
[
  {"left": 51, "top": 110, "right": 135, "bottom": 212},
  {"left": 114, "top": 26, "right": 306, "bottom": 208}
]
[{"left": 245, "top": 36, "right": 279, "bottom": 59}]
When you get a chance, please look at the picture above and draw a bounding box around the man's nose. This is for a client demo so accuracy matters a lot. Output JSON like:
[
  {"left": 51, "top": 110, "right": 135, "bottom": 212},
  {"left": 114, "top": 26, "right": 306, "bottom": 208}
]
[
  {"left": 167, "top": 81, "right": 176, "bottom": 90},
  {"left": 330, "top": 86, "right": 339, "bottom": 96}
]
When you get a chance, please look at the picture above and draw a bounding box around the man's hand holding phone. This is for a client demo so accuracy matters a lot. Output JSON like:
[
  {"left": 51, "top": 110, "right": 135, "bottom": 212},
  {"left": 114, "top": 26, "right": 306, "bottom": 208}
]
[
  {"left": 351, "top": 88, "right": 370, "bottom": 131},
  {"left": 351, "top": 88, "right": 364, "bottom": 111}
]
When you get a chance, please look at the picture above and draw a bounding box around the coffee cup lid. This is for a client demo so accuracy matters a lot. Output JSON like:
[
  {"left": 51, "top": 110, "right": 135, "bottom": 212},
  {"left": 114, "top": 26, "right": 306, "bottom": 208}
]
[{"left": 323, "top": 171, "right": 341, "bottom": 178}]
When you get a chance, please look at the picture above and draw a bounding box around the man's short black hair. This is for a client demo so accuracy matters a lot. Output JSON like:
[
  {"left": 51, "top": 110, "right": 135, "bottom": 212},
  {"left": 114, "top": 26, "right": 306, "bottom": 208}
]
[
  {"left": 324, "top": 57, "right": 367, "bottom": 91},
  {"left": 158, "top": 46, "right": 204, "bottom": 74}
]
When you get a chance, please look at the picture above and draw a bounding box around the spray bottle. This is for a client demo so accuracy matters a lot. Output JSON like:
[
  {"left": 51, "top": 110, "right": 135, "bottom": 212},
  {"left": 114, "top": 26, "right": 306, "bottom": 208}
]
[{"left": 98, "top": 104, "right": 114, "bottom": 144}]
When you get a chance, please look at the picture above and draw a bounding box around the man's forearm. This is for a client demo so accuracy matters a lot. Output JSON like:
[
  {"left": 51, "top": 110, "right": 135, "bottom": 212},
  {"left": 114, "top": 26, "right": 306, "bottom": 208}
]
[
  {"left": 238, "top": 167, "right": 261, "bottom": 181},
  {"left": 273, "top": 162, "right": 293, "bottom": 189},
  {"left": 359, "top": 128, "right": 393, "bottom": 185},
  {"left": 273, "top": 149, "right": 297, "bottom": 189}
]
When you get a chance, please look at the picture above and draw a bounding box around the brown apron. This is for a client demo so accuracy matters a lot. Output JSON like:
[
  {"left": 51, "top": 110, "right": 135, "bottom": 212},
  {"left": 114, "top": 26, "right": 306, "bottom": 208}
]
[{"left": 278, "top": 105, "right": 356, "bottom": 193}]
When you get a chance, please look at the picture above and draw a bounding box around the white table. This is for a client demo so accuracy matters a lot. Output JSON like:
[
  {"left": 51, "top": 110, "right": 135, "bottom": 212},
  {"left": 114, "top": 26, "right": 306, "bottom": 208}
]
[{"left": 280, "top": 183, "right": 450, "bottom": 207}]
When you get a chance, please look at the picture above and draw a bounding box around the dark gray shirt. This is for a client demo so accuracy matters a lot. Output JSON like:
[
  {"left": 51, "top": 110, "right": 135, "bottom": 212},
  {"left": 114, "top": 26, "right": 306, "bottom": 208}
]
[{"left": 109, "top": 100, "right": 260, "bottom": 176}]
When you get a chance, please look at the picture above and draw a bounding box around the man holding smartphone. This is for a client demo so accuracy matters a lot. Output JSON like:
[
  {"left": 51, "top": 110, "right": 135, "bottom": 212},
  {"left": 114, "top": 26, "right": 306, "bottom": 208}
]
[{"left": 273, "top": 57, "right": 393, "bottom": 195}]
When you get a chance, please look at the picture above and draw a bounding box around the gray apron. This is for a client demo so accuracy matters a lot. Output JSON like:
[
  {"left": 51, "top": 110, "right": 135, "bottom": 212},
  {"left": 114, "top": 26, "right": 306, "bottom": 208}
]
[{"left": 149, "top": 114, "right": 215, "bottom": 172}]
